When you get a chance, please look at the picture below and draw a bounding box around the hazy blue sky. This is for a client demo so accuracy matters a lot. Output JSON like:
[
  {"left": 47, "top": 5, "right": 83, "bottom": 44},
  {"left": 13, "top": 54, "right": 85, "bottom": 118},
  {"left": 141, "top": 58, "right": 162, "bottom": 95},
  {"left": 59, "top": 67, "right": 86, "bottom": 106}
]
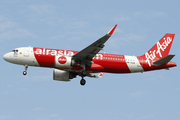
[{"left": 0, "top": 0, "right": 180, "bottom": 120}]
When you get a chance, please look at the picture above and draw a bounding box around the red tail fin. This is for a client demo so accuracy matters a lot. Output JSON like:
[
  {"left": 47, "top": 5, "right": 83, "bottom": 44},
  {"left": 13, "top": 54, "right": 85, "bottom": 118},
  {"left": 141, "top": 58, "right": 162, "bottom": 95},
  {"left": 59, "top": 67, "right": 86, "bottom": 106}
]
[{"left": 141, "top": 33, "right": 175, "bottom": 66}]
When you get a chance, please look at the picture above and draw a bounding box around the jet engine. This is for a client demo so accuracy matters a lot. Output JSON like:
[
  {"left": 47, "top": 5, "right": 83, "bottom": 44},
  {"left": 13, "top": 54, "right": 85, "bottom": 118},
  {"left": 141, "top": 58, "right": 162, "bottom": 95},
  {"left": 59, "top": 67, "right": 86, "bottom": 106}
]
[
  {"left": 54, "top": 56, "right": 76, "bottom": 68},
  {"left": 53, "top": 69, "right": 77, "bottom": 81}
]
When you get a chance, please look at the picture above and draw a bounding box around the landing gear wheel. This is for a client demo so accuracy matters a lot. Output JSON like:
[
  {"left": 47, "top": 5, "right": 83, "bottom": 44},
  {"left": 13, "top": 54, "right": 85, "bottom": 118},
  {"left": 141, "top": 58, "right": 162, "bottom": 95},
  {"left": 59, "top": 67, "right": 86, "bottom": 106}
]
[
  {"left": 23, "top": 71, "right": 27, "bottom": 75},
  {"left": 80, "top": 79, "right": 86, "bottom": 86},
  {"left": 82, "top": 70, "right": 87, "bottom": 76},
  {"left": 23, "top": 65, "right": 28, "bottom": 75}
]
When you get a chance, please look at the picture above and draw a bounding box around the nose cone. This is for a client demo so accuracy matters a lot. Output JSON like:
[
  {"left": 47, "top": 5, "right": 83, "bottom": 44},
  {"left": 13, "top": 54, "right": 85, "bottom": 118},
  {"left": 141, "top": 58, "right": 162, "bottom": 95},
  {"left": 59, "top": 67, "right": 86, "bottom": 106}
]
[
  {"left": 3, "top": 52, "right": 18, "bottom": 64},
  {"left": 3, "top": 53, "right": 9, "bottom": 61},
  {"left": 3, "top": 53, "right": 12, "bottom": 62}
]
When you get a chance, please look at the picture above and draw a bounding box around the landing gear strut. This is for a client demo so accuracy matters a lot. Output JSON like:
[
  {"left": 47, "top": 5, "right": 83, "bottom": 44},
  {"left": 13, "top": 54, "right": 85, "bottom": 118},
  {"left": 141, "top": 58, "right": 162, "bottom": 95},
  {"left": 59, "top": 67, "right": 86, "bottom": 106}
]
[
  {"left": 23, "top": 65, "right": 28, "bottom": 75},
  {"left": 80, "top": 70, "right": 87, "bottom": 86}
]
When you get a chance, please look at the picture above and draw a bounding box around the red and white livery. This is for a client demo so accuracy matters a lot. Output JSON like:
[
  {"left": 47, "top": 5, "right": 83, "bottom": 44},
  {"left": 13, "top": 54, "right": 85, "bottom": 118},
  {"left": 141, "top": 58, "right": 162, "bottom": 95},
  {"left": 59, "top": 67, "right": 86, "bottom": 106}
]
[{"left": 3, "top": 25, "right": 177, "bottom": 85}]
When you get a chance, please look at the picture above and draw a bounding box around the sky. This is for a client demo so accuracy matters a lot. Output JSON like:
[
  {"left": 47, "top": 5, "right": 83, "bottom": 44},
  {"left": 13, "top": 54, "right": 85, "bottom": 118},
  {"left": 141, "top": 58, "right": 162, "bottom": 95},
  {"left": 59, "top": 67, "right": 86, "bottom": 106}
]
[{"left": 0, "top": 0, "right": 180, "bottom": 120}]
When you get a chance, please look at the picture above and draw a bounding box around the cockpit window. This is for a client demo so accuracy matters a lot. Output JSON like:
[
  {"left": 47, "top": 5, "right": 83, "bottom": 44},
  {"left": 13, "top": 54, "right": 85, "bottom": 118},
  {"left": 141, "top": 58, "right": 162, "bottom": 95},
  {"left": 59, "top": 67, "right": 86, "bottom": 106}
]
[{"left": 12, "top": 50, "right": 18, "bottom": 52}]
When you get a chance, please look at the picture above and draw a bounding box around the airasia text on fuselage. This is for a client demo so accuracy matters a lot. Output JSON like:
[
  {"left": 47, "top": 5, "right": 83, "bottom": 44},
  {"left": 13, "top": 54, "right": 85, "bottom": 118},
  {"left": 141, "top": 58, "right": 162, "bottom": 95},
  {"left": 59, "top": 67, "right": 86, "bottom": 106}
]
[{"left": 34, "top": 48, "right": 103, "bottom": 60}]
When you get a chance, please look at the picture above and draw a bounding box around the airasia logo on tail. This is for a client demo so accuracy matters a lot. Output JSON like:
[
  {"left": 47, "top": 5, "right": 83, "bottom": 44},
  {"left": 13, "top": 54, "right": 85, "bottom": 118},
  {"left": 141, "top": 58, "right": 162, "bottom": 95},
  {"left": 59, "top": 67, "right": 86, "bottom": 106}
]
[
  {"left": 58, "top": 56, "right": 67, "bottom": 64},
  {"left": 145, "top": 37, "right": 172, "bottom": 66}
]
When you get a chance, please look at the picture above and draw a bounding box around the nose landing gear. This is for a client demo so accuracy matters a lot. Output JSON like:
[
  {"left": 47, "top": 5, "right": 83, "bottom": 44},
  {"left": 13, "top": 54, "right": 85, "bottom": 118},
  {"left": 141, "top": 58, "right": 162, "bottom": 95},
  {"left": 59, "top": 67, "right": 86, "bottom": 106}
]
[{"left": 23, "top": 65, "right": 28, "bottom": 75}]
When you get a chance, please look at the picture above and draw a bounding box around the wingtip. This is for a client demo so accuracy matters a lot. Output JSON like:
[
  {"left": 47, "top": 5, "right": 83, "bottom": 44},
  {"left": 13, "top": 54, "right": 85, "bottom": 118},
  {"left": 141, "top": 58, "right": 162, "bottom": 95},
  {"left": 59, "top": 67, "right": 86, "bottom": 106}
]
[{"left": 108, "top": 24, "right": 117, "bottom": 35}]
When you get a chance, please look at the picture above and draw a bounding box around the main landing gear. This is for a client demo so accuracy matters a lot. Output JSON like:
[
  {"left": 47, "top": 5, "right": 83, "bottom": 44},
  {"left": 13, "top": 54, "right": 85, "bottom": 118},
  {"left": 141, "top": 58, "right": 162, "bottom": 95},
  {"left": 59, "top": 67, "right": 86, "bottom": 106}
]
[
  {"left": 23, "top": 65, "right": 28, "bottom": 75},
  {"left": 80, "top": 78, "right": 86, "bottom": 86},
  {"left": 80, "top": 70, "right": 87, "bottom": 86}
]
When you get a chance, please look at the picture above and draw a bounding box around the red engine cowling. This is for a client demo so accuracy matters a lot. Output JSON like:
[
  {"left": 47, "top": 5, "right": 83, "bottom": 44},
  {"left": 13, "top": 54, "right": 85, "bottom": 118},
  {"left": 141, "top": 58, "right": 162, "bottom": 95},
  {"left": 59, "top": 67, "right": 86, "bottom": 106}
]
[{"left": 53, "top": 69, "right": 77, "bottom": 81}]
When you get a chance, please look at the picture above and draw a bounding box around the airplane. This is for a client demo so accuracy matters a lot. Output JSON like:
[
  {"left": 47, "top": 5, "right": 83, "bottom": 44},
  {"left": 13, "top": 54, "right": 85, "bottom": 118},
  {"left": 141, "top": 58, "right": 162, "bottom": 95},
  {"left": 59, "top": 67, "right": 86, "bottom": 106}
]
[{"left": 3, "top": 25, "right": 177, "bottom": 86}]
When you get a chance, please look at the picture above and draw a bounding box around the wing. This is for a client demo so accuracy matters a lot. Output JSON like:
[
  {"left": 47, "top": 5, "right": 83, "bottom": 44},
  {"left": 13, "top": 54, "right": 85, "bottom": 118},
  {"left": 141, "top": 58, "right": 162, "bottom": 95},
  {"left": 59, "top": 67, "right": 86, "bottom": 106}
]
[{"left": 72, "top": 25, "right": 117, "bottom": 67}]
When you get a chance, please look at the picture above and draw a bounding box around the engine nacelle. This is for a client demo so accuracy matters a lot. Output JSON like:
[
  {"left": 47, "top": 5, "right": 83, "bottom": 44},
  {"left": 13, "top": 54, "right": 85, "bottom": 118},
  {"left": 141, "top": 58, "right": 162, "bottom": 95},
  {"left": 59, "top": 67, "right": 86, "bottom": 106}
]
[
  {"left": 55, "top": 56, "right": 76, "bottom": 68},
  {"left": 53, "top": 69, "right": 77, "bottom": 81}
]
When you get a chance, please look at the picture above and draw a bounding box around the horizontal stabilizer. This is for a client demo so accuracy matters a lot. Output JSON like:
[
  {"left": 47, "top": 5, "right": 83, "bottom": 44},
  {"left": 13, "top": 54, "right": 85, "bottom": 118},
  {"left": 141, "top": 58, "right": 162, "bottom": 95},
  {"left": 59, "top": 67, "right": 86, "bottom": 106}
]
[
  {"left": 98, "top": 72, "right": 104, "bottom": 78},
  {"left": 87, "top": 72, "right": 104, "bottom": 78},
  {"left": 152, "top": 55, "right": 175, "bottom": 66}
]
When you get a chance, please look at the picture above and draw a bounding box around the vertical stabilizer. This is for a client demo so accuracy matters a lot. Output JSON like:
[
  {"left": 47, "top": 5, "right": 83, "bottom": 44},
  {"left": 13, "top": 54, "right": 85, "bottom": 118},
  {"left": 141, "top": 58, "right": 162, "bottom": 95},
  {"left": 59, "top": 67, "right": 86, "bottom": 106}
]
[{"left": 141, "top": 33, "right": 175, "bottom": 66}]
